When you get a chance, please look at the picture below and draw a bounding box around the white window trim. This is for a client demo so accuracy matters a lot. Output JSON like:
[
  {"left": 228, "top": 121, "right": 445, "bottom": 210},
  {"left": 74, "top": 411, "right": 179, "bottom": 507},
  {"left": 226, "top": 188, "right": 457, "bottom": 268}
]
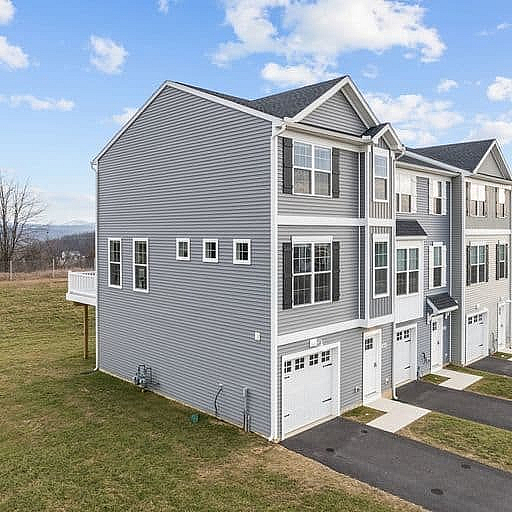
[
  {"left": 132, "top": 238, "right": 149, "bottom": 293},
  {"left": 429, "top": 179, "right": 447, "bottom": 216},
  {"left": 395, "top": 171, "right": 417, "bottom": 214},
  {"left": 292, "top": 240, "right": 333, "bottom": 308},
  {"left": 497, "top": 242, "right": 507, "bottom": 279},
  {"left": 497, "top": 188, "right": 506, "bottom": 218},
  {"left": 108, "top": 237, "right": 122, "bottom": 289},
  {"left": 373, "top": 147, "right": 389, "bottom": 204},
  {"left": 469, "top": 183, "right": 487, "bottom": 217},
  {"left": 468, "top": 243, "right": 487, "bottom": 285},
  {"left": 292, "top": 140, "right": 332, "bottom": 198},
  {"left": 373, "top": 233, "right": 390, "bottom": 299},
  {"left": 202, "top": 238, "right": 219, "bottom": 263},
  {"left": 176, "top": 238, "right": 190, "bottom": 261},
  {"left": 233, "top": 239, "right": 251, "bottom": 265},
  {"left": 429, "top": 242, "right": 447, "bottom": 289},
  {"left": 396, "top": 246, "right": 420, "bottom": 297}
]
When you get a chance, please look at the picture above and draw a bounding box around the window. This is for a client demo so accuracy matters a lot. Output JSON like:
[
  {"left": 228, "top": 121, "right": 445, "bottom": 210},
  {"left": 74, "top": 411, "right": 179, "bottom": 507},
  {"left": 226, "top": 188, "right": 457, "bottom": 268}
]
[
  {"left": 233, "top": 239, "right": 251, "bottom": 265},
  {"left": 433, "top": 181, "right": 442, "bottom": 215},
  {"left": 497, "top": 243, "right": 507, "bottom": 279},
  {"left": 497, "top": 188, "right": 506, "bottom": 218},
  {"left": 176, "top": 238, "right": 190, "bottom": 261},
  {"left": 396, "top": 247, "right": 419, "bottom": 296},
  {"left": 468, "top": 244, "right": 487, "bottom": 284},
  {"left": 396, "top": 173, "right": 416, "bottom": 213},
  {"left": 292, "top": 242, "right": 332, "bottom": 307},
  {"left": 293, "top": 141, "right": 331, "bottom": 196},
  {"left": 294, "top": 357, "right": 305, "bottom": 370},
  {"left": 364, "top": 338, "right": 373, "bottom": 351},
  {"left": 108, "top": 238, "right": 122, "bottom": 288},
  {"left": 321, "top": 350, "right": 331, "bottom": 363},
  {"left": 373, "top": 148, "right": 389, "bottom": 202},
  {"left": 373, "top": 237, "right": 389, "bottom": 297},
  {"left": 133, "top": 239, "right": 148, "bottom": 292},
  {"left": 309, "top": 353, "right": 319, "bottom": 366},
  {"left": 433, "top": 246, "right": 442, "bottom": 287},
  {"left": 469, "top": 183, "right": 486, "bottom": 217},
  {"left": 284, "top": 360, "right": 292, "bottom": 374},
  {"left": 202, "top": 239, "right": 218, "bottom": 263}
]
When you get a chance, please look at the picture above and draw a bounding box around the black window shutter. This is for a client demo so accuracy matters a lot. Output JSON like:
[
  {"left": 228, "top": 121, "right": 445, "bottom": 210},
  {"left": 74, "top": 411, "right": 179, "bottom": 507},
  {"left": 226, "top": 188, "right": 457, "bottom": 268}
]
[
  {"left": 282, "top": 242, "right": 293, "bottom": 309},
  {"left": 466, "top": 182, "right": 470, "bottom": 216},
  {"left": 282, "top": 138, "right": 293, "bottom": 195},
  {"left": 496, "top": 244, "right": 500, "bottom": 280},
  {"left": 332, "top": 241, "right": 340, "bottom": 302},
  {"left": 506, "top": 245, "right": 509, "bottom": 279},
  {"left": 332, "top": 148, "right": 340, "bottom": 198},
  {"left": 485, "top": 245, "right": 489, "bottom": 282},
  {"left": 466, "top": 246, "right": 471, "bottom": 286}
]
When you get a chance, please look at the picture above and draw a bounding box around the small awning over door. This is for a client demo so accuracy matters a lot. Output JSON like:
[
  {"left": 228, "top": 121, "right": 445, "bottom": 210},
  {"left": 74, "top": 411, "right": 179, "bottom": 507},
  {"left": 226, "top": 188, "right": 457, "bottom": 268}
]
[{"left": 426, "top": 293, "right": 458, "bottom": 318}]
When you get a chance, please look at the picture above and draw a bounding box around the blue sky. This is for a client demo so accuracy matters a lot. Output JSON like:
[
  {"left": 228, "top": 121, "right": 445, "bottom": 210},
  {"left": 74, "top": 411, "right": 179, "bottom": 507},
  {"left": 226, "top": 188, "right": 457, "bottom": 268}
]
[{"left": 1, "top": 0, "right": 512, "bottom": 223}]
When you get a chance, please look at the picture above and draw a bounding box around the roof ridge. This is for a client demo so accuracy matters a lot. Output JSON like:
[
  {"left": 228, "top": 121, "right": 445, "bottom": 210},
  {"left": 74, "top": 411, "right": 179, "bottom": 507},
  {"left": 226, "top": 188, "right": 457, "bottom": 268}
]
[{"left": 413, "top": 139, "right": 495, "bottom": 151}]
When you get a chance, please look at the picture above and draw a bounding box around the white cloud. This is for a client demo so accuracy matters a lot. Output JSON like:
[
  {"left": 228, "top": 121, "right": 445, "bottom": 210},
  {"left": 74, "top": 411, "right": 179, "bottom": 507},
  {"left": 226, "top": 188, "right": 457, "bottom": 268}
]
[
  {"left": 362, "top": 64, "right": 378, "bottom": 79},
  {"left": 158, "top": 0, "right": 169, "bottom": 13},
  {"left": 470, "top": 112, "right": 512, "bottom": 145},
  {"left": 366, "top": 92, "right": 464, "bottom": 146},
  {"left": 261, "top": 62, "right": 336, "bottom": 87},
  {"left": 497, "top": 22, "right": 511, "bottom": 31},
  {"left": 89, "top": 35, "right": 127, "bottom": 74},
  {"left": 1, "top": 94, "right": 74, "bottom": 111},
  {"left": 437, "top": 79, "right": 458, "bottom": 93},
  {"left": 214, "top": 0, "right": 445, "bottom": 85},
  {"left": 0, "top": 36, "right": 28, "bottom": 69},
  {"left": 35, "top": 189, "right": 95, "bottom": 224},
  {"left": 112, "top": 107, "right": 137, "bottom": 125},
  {"left": 487, "top": 76, "right": 512, "bottom": 102},
  {"left": 0, "top": 0, "right": 14, "bottom": 24}
]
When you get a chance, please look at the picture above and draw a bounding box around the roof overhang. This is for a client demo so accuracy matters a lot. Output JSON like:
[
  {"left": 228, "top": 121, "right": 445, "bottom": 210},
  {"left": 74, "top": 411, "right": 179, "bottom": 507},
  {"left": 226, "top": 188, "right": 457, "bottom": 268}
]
[
  {"left": 369, "top": 123, "right": 403, "bottom": 152},
  {"left": 426, "top": 295, "right": 459, "bottom": 319},
  {"left": 474, "top": 140, "right": 512, "bottom": 181},
  {"left": 402, "top": 150, "right": 464, "bottom": 176}
]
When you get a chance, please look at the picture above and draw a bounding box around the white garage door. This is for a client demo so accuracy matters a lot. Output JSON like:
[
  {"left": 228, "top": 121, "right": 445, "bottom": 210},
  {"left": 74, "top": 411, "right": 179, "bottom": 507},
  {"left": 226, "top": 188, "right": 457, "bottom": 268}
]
[
  {"left": 282, "top": 348, "right": 337, "bottom": 436},
  {"left": 467, "top": 312, "right": 488, "bottom": 363}
]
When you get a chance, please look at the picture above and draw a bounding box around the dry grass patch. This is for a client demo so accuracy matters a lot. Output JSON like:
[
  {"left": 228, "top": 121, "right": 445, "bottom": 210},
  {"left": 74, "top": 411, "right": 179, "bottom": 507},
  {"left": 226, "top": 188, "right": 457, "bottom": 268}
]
[
  {"left": 421, "top": 373, "right": 449, "bottom": 385},
  {"left": 447, "top": 364, "right": 512, "bottom": 400},
  {"left": 343, "top": 406, "right": 385, "bottom": 424}
]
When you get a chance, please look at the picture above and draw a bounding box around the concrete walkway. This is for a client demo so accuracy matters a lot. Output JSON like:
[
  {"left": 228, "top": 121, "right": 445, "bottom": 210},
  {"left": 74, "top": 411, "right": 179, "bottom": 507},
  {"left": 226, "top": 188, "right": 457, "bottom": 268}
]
[
  {"left": 367, "top": 398, "right": 430, "bottom": 433},
  {"left": 470, "top": 356, "right": 512, "bottom": 377},
  {"left": 434, "top": 368, "right": 482, "bottom": 390},
  {"left": 283, "top": 418, "right": 512, "bottom": 512},
  {"left": 398, "top": 380, "right": 512, "bottom": 431}
]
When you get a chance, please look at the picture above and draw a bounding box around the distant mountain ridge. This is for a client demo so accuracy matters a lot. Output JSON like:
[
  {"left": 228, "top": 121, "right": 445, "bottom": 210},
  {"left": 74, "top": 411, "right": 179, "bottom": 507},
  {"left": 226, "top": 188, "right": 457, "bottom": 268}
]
[{"left": 29, "top": 222, "right": 95, "bottom": 240}]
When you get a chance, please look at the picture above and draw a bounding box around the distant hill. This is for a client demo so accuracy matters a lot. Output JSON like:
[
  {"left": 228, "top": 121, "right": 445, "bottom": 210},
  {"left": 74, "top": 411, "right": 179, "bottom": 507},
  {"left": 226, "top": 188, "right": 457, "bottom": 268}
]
[{"left": 29, "top": 222, "right": 95, "bottom": 240}]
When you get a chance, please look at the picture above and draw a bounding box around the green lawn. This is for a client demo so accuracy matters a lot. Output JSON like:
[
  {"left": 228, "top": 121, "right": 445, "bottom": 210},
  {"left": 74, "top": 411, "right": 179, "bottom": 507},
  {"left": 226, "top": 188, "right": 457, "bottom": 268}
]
[
  {"left": 447, "top": 364, "right": 512, "bottom": 400},
  {"left": 343, "top": 406, "right": 385, "bottom": 424},
  {"left": 421, "top": 373, "right": 449, "bottom": 385},
  {"left": 401, "top": 412, "right": 512, "bottom": 473},
  {"left": 0, "top": 280, "right": 420, "bottom": 512}
]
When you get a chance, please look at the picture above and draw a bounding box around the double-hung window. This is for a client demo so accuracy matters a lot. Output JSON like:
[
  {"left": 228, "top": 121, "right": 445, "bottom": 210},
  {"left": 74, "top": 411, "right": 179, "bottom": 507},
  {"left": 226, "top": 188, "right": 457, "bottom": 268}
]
[
  {"left": 176, "top": 238, "right": 190, "bottom": 261},
  {"left": 497, "top": 188, "right": 506, "bottom": 218},
  {"left": 497, "top": 243, "right": 507, "bottom": 279},
  {"left": 468, "top": 244, "right": 487, "bottom": 284},
  {"left": 373, "top": 236, "right": 389, "bottom": 297},
  {"left": 429, "top": 179, "right": 447, "bottom": 215},
  {"left": 396, "top": 247, "right": 419, "bottom": 296},
  {"left": 133, "top": 238, "right": 148, "bottom": 292},
  {"left": 292, "top": 242, "right": 332, "bottom": 306},
  {"left": 108, "top": 238, "right": 122, "bottom": 288},
  {"left": 429, "top": 243, "right": 447, "bottom": 289},
  {"left": 233, "top": 239, "right": 251, "bottom": 265},
  {"left": 469, "top": 183, "right": 486, "bottom": 217},
  {"left": 373, "top": 148, "right": 389, "bottom": 202},
  {"left": 203, "top": 239, "right": 218, "bottom": 263},
  {"left": 396, "top": 172, "right": 416, "bottom": 213},
  {"left": 293, "top": 141, "right": 331, "bottom": 196}
]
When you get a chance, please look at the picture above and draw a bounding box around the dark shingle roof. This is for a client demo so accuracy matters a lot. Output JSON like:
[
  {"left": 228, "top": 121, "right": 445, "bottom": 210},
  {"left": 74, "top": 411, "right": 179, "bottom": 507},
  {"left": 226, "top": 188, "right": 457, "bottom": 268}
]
[
  {"left": 175, "top": 76, "right": 348, "bottom": 118},
  {"left": 410, "top": 140, "right": 495, "bottom": 171},
  {"left": 396, "top": 220, "right": 427, "bottom": 238},
  {"left": 397, "top": 153, "right": 448, "bottom": 171},
  {"left": 362, "top": 123, "right": 388, "bottom": 138},
  {"left": 428, "top": 293, "right": 458, "bottom": 312}
]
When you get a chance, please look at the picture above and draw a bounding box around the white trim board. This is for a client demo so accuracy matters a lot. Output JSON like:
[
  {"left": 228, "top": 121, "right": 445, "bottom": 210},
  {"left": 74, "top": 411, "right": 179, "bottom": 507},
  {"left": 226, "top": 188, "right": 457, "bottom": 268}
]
[
  {"left": 465, "top": 229, "right": 512, "bottom": 236},
  {"left": 278, "top": 215, "right": 364, "bottom": 227}
]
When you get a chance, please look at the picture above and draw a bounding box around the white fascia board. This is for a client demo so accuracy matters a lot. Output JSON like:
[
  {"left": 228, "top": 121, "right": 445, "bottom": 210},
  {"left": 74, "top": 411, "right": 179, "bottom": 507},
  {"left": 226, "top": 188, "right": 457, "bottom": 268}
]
[
  {"left": 403, "top": 150, "right": 464, "bottom": 175},
  {"left": 466, "top": 175, "right": 512, "bottom": 188},
  {"left": 396, "top": 160, "right": 458, "bottom": 178},
  {"left": 92, "top": 81, "right": 282, "bottom": 165},
  {"left": 472, "top": 140, "right": 511, "bottom": 181},
  {"left": 343, "top": 76, "right": 380, "bottom": 126},
  {"left": 278, "top": 215, "right": 365, "bottom": 227},
  {"left": 373, "top": 123, "right": 403, "bottom": 151},
  {"left": 491, "top": 141, "right": 512, "bottom": 180},
  {"left": 281, "top": 121, "right": 369, "bottom": 147}
]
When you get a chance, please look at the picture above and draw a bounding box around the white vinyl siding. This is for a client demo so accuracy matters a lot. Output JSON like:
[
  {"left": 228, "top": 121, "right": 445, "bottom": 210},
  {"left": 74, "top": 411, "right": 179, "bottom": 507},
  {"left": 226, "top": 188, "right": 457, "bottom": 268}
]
[
  {"left": 176, "top": 238, "right": 190, "bottom": 261},
  {"left": 133, "top": 238, "right": 149, "bottom": 292},
  {"left": 429, "top": 243, "right": 447, "bottom": 289},
  {"left": 373, "top": 147, "right": 389, "bottom": 203},
  {"left": 293, "top": 141, "right": 331, "bottom": 197},
  {"left": 202, "top": 239, "right": 219, "bottom": 263},
  {"left": 233, "top": 239, "right": 251, "bottom": 265},
  {"left": 108, "top": 238, "right": 122, "bottom": 288},
  {"left": 429, "top": 179, "right": 447, "bottom": 215}
]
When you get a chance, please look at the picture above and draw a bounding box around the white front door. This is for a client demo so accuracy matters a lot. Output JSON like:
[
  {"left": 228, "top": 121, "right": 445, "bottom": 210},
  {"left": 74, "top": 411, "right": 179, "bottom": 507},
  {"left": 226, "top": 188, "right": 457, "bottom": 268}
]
[
  {"left": 431, "top": 315, "right": 444, "bottom": 372},
  {"left": 363, "top": 331, "right": 381, "bottom": 403},
  {"left": 466, "top": 312, "right": 488, "bottom": 363},
  {"left": 394, "top": 326, "right": 416, "bottom": 385},
  {"left": 281, "top": 347, "right": 338, "bottom": 436},
  {"left": 497, "top": 303, "right": 506, "bottom": 350}
]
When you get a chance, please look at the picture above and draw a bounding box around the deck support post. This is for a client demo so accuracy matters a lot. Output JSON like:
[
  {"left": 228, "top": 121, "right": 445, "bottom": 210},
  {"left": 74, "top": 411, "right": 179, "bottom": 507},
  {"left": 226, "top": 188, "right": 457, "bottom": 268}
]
[{"left": 83, "top": 304, "right": 89, "bottom": 359}]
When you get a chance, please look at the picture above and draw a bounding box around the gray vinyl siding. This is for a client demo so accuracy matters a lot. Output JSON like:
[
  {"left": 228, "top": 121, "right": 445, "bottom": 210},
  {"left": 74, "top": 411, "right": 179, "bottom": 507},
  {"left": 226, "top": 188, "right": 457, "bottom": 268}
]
[
  {"left": 464, "top": 234, "right": 511, "bottom": 353},
  {"left": 370, "top": 226, "right": 393, "bottom": 318},
  {"left": 369, "top": 147, "right": 393, "bottom": 219},
  {"left": 359, "top": 153, "right": 366, "bottom": 218},
  {"left": 277, "top": 137, "right": 361, "bottom": 217},
  {"left": 278, "top": 225, "right": 360, "bottom": 335},
  {"left": 379, "top": 323, "right": 393, "bottom": 392},
  {"left": 359, "top": 227, "right": 366, "bottom": 318},
  {"left": 466, "top": 186, "right": 510, "bottom": 229},
  {"left": 97, "top": 85, "right": 273, "bottom": 437},
  {"left": 451, "top": 176, "right": 465, "bottom": 363},
  {"left": 276, "top": 327, "right": 363, "bottom": 439},
  {"left": 479, "top": 151, "right": 505, "bottom": 179},
  {"left": 302, "top": 90, "right": 366, "bottom": 135}
]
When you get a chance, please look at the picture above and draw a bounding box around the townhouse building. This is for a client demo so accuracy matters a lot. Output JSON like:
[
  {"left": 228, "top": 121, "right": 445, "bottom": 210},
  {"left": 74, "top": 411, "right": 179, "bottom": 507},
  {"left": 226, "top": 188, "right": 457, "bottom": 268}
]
[{"left": 66, "top": 76, "right": 512, "bottom": 441}]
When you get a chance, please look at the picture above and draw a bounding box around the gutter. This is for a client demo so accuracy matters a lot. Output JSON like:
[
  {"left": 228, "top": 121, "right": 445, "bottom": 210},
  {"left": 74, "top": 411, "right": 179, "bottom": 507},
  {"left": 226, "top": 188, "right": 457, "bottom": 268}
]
[{"left": 90, "top": 160, "right": 99, "bottom": 372}]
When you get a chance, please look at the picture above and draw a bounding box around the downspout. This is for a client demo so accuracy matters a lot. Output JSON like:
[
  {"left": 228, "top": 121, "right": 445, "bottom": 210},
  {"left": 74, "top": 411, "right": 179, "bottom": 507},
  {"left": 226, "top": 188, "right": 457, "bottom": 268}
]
[{"left": 91, "top": 160, "right": 99, "bottom": 372}]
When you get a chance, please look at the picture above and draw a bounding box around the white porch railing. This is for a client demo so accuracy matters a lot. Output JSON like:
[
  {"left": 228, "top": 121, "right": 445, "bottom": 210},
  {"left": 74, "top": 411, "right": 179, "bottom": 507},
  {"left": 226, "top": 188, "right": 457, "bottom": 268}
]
[{"left": 66, "top": 271, "right": 97, "bottom": 306}]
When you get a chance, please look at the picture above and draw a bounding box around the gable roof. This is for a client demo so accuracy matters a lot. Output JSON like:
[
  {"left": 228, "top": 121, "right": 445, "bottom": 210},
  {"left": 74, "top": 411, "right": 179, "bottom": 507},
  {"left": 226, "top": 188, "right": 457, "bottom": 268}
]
[
  {"left": 177, "top": 76, "right": 348, "bottom": 119},
  {"left": 411, "top": 140, "right": 495, "bottom": 171}
]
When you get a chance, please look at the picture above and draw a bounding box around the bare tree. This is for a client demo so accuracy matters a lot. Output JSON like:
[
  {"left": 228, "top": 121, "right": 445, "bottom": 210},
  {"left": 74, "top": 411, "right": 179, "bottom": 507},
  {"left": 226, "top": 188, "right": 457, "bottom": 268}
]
[{"left": 0, "top": 172, "right": 46, "bottom": 273}]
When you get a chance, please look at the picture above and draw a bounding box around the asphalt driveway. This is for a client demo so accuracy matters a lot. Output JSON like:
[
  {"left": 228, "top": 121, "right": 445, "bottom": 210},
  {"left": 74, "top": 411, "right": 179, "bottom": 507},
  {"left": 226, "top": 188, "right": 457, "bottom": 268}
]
[
  {"left": 397, "top": 380, "right": 512, "bottom": 431},
  {"left": 283, "top": 418, "right": 512, "bottom": 512},
  {"left": 470, "top": 356, "right": 512, "bottom": 377}
]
